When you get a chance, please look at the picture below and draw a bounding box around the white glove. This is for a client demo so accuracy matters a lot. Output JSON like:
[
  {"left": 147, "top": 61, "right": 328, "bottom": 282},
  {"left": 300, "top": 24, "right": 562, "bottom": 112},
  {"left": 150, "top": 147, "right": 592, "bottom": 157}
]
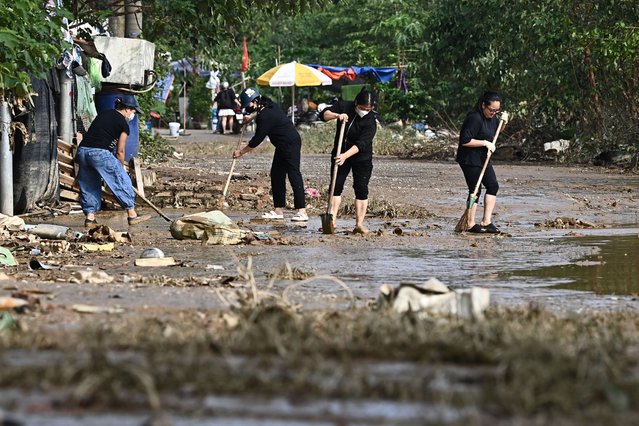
[
  {"left": 484, "top": 141, "right": 496, "bottom": 153},
  {"left": 500, "top": 111, "right": 510, "bottom": 123}
]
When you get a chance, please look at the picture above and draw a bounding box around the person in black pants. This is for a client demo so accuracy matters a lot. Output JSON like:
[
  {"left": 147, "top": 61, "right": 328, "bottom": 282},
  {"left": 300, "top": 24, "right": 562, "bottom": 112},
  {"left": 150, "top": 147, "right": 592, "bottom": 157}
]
[
  {"left": 320, "top": 88, "right": 377, "bottom": 234},
  {"left": 456, "top": 90, "right": 503, "bottom": 233},
  {"left": 233, "top": 87, "right": 308, "bottom": 222}
]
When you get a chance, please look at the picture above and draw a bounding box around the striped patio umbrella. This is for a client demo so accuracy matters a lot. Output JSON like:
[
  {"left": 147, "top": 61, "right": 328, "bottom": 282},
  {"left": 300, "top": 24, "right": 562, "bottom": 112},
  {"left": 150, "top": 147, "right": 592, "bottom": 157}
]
[{"left": 256, "top": 61, "right": 332, "bottom": 123}]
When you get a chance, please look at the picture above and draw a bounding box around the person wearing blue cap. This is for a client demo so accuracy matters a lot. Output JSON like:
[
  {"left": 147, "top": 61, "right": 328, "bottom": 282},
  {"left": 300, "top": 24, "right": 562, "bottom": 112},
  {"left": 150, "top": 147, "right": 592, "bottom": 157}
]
[{"left": 75, "top": 94, "right": 150, "bottom": 228}]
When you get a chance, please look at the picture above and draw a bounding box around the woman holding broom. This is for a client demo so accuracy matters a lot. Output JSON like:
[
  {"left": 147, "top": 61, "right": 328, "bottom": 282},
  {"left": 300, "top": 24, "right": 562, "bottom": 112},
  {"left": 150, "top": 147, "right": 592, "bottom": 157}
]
[{"left": 456, "top": 91, "right": 504, "bottom": 233}]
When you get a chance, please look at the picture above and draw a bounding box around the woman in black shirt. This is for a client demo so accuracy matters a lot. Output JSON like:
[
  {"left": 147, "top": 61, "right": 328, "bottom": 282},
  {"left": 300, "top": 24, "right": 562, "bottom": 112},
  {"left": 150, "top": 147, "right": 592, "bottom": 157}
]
[
  {"left": 320, "top": 88, "right": 377, "bottom": 235},
  {"left": 456, "top": 91, "right": 502, "bottom": 233},
  {"left": 233, "top": 87, "right": 308, "bottom": 222}
]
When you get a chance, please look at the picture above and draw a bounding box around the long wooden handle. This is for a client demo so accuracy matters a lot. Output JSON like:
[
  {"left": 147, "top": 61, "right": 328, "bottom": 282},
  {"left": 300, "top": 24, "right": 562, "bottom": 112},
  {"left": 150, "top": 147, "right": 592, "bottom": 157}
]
[
  {"left": 222, "top": 158, "right": 236, "bottom": 197},
  {"left": 222, "top": 127, "right": 246, "bottom": 198},
  {"left": 133, "top": 187, "right": 171, "bottom": 222},
  {"left": 470, "top": 119, "right": 505, "bottom": 198},
  {"left": 326, "top": 120, "right": 347, "bottom": 214}
]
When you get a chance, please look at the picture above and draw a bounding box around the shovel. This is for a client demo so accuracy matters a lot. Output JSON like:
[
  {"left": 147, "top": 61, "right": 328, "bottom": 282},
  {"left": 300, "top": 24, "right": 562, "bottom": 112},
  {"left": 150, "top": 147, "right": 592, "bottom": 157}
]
[{"left": 320, "top": 120, "right": 346, "bottom": 234}]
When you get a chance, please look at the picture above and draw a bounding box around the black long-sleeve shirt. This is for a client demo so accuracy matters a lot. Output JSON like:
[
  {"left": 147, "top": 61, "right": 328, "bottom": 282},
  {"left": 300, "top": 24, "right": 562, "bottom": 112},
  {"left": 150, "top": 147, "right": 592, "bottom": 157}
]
[
  {"left": 248, "top": 103, "right": 301, "bottom": 150},
  {"left": 321, "top": 99, "right": 377, "bottom": 162}
]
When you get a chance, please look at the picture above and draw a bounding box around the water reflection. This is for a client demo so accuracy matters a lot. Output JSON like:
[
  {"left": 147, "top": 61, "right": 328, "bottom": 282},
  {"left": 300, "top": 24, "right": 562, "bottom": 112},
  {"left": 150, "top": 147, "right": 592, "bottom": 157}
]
[{"left": 513, "top": 235, "right": 639, "bottom": 295}]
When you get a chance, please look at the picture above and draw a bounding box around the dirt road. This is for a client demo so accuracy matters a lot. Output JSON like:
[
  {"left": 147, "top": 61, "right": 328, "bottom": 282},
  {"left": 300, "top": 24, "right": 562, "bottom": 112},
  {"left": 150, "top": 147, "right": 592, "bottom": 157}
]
[{"left": 1, "top": 129, "right": 638, "bottom": 425}]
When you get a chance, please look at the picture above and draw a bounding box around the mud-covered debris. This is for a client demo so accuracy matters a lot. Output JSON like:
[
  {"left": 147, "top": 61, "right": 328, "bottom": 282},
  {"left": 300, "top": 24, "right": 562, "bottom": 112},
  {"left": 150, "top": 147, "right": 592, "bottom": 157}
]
[
  {"left": 0, "top": 213, "right": 25, "bottom": 232},
  {"left": 376, "top": 278, "right": 489, "bottom": 320},
  {"left": 0, "top": 296, "right": 28, "bottom": 310},
  {"left": 29, "top": 258, "right": 53, "bottom": 270},
  {"left": 78, "top": 242, "right": 115, "bottom": 252},
  {"left": 135, "top": 257, "right": 177, "bottom": 267},
  {"left": 170, "top": 210, "right": 247, "bottom": 245},
  {"left": 38, "top": 240, "right": 71, "bottom": 253},
  {"left": 79, "top": 225, "right": 131, "bottom": 243},
  {"left": 72, "top": 304, "right": 124, "bottom": 314},
  {"left": 535, "top": 217, "right": 596, "bottom": 229},
  {"left": 266, "top": 264, "right": 314, "bottom": 280},
  {"left": 25, "top": 224, "right": 76, "bottom": 240},
  {"left": 70, "top": 270, "right": 114, "bottom": 284}
]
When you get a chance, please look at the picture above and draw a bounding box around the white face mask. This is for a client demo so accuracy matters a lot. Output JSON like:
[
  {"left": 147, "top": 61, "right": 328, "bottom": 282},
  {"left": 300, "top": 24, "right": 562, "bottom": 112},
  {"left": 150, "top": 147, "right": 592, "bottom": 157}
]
[
  {"left": 126, "top": 112, "right": 135, "bottom": 122},
  {"left": 355, "top": 107, "right": 370, "bottom": 118}
]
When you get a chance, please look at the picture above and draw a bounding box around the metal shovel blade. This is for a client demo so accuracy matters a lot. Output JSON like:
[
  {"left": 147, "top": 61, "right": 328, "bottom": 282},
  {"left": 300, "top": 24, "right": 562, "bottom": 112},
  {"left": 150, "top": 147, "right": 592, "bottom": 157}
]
[{"left": 320, "top": 212, "right": 335, "bottom": 234}]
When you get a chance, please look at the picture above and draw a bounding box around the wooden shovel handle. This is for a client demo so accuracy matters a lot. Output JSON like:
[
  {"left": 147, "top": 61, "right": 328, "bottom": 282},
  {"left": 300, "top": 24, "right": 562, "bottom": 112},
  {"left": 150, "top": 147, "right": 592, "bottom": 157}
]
[
  {"left": 326, "top": 120, "right": 347, "bottom": 214},
  {"left": 222, "top": 126, "right": 246, "bottom": 198},
  {"left": 133, "top": 187, "right": 171, "bottom": 222},
  {"left": 470, "top": 118, "right": 505, "bottom": 198}
]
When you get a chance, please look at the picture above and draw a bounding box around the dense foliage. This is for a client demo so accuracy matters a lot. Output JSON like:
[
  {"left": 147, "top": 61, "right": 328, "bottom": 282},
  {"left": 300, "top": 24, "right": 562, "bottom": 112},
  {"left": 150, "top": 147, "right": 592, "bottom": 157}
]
[
  {"left": 192, "top": 0, "right": 635, "bottom": 158},
  {"left": 4, "top": 0, "right": 637, "bottom": 160},
  {"left": 0, "top": 1, "right": 71, "bottom": 98}
]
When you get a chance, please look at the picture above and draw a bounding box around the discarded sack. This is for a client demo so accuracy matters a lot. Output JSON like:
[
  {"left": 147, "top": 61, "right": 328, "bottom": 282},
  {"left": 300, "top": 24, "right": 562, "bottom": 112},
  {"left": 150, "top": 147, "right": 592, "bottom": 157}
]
[
  {"left": 378, "top": 278, "right": 490, "bottom": 320},
  {"left": 170, "top": 210, "right": 247, "bottom": 245}
]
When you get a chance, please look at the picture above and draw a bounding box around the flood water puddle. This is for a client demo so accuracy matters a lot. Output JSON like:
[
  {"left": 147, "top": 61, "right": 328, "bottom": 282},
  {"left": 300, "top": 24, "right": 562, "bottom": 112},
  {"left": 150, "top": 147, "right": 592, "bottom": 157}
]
[{"left": 508, "top": 233, "right": 639, "bottom": 295}]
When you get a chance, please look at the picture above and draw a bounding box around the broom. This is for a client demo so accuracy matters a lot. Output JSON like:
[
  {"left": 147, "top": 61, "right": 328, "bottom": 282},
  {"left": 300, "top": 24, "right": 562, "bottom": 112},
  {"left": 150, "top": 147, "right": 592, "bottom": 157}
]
[{"left": 455, "top": 112, "right": 509, "bottom": 232}]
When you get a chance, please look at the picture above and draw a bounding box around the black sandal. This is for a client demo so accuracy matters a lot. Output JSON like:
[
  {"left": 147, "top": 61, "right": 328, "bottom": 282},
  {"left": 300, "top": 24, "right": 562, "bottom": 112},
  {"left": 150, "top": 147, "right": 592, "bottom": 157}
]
[
  {"left": 482, "top": 223, "right": 500, "bottom": 233},
  {"left": 467, "top": 224, "right": 486, "bottom": 233},
  {"left": 84, "top": 218, "right": 98, "bottom": 228}
]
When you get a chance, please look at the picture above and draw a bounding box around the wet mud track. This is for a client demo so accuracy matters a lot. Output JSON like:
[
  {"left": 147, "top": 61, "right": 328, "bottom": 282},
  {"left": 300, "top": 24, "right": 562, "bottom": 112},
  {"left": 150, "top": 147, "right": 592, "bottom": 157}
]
[{"left": 2, "top": 130, "right": 639, "bottom": 424}]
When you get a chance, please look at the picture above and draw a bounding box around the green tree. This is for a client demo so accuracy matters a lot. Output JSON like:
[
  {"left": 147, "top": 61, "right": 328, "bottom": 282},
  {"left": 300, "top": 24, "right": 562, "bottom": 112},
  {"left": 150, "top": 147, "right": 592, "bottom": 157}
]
[{"left": 0, "top": 1, "right": 72, "bottom": 98}]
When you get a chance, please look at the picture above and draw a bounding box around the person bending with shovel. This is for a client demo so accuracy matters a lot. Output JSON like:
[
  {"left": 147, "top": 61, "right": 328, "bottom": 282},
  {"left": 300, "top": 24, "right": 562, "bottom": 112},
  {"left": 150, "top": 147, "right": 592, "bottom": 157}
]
[
  {"left": 75, "top": 95, "right": 150, "bottom": 228},
  {"left": 233, "top": 87, "right": 308, "bottom": 222},
  {"left": 320, "top": 88, "right": 377, "bottom": 235},
  {"left": 455, "top": 91, "right": 508, "bottom": 233}
]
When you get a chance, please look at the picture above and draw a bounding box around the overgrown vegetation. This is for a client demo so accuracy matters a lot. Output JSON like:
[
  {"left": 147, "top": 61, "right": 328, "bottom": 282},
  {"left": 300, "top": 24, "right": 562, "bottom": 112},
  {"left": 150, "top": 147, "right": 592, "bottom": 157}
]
[
  {"left": 138, "top": 128, "right": 175, "bottom": 163},
  {"left": 1, "top": 301, "right": 638, "bottom": 422},
  {"left": 203, "top": 0, "right": 639, "bottom": 163},
  {"left": 299, "top": 122, "right": 457, "bottom": 160}
]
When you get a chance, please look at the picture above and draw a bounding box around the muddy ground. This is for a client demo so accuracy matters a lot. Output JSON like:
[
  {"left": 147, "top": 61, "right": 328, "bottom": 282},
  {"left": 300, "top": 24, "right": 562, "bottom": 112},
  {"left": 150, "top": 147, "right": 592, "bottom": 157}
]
[{"left": 1, "top": 128, "right": 639, "bottom": 425}]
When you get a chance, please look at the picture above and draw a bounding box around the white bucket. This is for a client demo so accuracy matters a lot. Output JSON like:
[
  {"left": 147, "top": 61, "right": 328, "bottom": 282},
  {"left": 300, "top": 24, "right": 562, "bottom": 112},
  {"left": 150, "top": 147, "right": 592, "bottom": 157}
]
[{"left": 168, "top": 122, "right": 180, "bottom": 136}]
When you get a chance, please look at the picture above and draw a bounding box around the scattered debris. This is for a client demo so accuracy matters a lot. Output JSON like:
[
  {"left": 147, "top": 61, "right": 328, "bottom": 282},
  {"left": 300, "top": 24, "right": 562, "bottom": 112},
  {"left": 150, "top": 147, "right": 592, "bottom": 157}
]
[
  {"left": 170, "top": 210, "right": 248, "bottom": 245},
  {"left": 135, "top": 257, "right": 177, "bottom": 267},
  {"left": 78, "top": 242, "right": 115, "bottom": 252},
  {"left": 72, "top": 304, "right": 124, "bottom": 314},
  {"left": 535, "top": 217, "right": 596, "bottom": 229},
  {"left": 70, "top": 270, "right": 114, "bottom": 284},
  {"left": 24, "top": 224, "right": 76, "bottom": 240},
  {"left": 0, "top": 296, "right": 28, "bottom": 310},
  {"left": 29, "top": 258, "right": 54, "bottom": 270},
  {"left": 0, "top": 247, "right": 17, "bottom": 266},
  {"left": 377, "top": 278, "right": 490, "bottom": 320},
  {"left": 544, "top": 139, "right": 570, "bottom": 153}
]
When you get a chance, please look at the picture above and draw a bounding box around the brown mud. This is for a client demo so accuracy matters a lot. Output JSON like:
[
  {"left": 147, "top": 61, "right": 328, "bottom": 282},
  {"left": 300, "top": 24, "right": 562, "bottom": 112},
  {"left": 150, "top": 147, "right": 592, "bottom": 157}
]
[{"left": 1, "top": 129, "right": 638, "bottom": 425}]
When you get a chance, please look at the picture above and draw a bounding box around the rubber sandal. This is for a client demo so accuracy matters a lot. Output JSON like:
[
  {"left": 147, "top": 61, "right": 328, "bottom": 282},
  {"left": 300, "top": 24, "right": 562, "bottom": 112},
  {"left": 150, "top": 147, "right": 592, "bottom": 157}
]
[
  {"left": 261, "top": 211, "right": 284, "bottom": 219},
  {"left": 482, "top": 223, "right": 500, "bottom": 233},
  {"left": 84, "top": 219, "right": 98, "bottom": 228},
  {"left": 128, "top": 214, "right": 151, "bottom": 226},
  {"left": 467, "top": 224, "right": 486, "bottom": 233},
  {"left": 291, "top": 212, "right": 309, "bottom": 222}
]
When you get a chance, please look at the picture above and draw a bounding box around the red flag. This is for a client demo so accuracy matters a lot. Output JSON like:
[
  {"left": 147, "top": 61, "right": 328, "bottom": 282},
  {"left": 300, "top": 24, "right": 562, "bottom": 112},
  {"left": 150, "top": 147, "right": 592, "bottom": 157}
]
[{"left": 241, "top": 37, "right": 249, "bottom": 72}]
